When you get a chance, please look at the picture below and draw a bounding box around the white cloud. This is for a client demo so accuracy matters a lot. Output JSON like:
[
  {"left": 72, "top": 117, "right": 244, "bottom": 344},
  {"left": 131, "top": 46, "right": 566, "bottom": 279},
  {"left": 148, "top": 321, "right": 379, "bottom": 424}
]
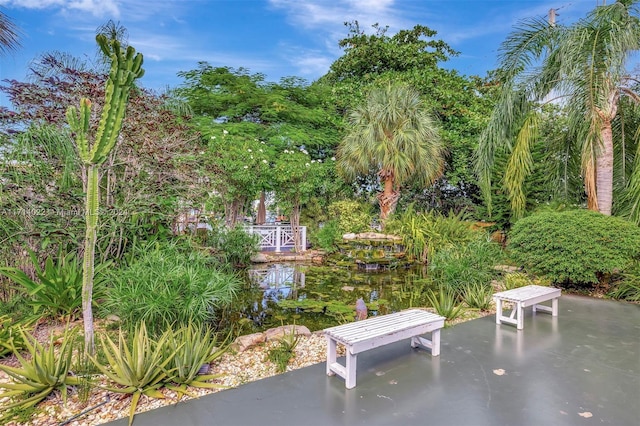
[{"left": 1, "top": 0, "right": 119, "bottom": 18}]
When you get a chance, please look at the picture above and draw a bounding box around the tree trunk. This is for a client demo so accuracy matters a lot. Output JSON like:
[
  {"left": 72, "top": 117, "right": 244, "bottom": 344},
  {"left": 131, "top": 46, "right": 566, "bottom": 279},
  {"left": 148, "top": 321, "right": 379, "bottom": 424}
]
[
  {"left": 377, "top": 174, "right": 400, "bottom": 221},
  {"left": 257, "top": 191, "right": 266, "bottom": 224},
  {"left": 596, "top": 120, "right": 614, "bottom": 215},
  {"left": 290, "top": 203, "right": 302, "bottom": 252}
]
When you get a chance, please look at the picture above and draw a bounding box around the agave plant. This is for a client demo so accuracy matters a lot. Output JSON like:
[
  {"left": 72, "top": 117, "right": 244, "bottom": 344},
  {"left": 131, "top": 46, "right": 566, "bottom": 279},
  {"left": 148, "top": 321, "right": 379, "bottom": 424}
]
[
  {"left": 90, "top": 322, "right": 177, "bottom": 426},
  {"left": 164, "top": 323, "right": 228, "bottom": 399},
  {"left": 461, "top": 282, "right": 494, "bottom": 311},
  {"left": 0, "top": 327, "right": 79, "bottom": 422},
  {"left": 0, "top": 315, "right": 28, "bottom": 357},
  {"left": 426, "top": 285, "right": 465, "bottom": 321}
]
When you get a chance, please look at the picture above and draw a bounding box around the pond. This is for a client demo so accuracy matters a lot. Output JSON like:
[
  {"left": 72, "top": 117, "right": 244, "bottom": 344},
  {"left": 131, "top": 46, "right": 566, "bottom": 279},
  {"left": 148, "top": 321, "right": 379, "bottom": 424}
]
[{"left": 227, "top": 262, "right": 438, "bottom": 334}]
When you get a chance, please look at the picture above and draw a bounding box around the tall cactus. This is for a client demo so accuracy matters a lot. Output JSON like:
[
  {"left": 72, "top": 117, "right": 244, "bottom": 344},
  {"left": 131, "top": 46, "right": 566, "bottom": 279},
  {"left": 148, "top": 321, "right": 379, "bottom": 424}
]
[{"left": 66, "top": 34, "right": 144, "bottom": 352}]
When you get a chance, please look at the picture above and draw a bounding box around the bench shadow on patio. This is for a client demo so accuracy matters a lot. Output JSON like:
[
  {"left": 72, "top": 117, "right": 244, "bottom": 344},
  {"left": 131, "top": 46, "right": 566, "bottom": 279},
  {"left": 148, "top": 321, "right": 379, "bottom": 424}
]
[{"left": 106, "top": 294, "right": 640, "bottom": 426}]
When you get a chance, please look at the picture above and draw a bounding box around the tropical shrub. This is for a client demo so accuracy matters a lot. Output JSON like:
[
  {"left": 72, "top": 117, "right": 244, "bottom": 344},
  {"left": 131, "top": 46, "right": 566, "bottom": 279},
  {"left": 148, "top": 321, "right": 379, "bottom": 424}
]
[
  {"left": 104, "top": 241, "right": 241, "bottom": 335},
  {"left": 428, "top": 238, "right": 503, "bottom": 294},
  {"left": 0, "top": 249, "right": 108, "bottom": 321},
  {"left": 90, "top": 322, "right": 177, "bottom": 426},
  {"left": 503, "top": 272, "right": 532, "bottom": 290},
  {"left": 508, "top": 210, "right": 640, "bottom": 286},
  {"left": 608, "top": 263, "right": 640, "bottom": 302},
  {"left": 327, "top": 200, "right": 372, "bottom": 234},
  {"left": 0, "top": 327, "right": 79, "bottom": 423},
  {"left": 205, "top": 224, "right": 260, "bottom": 269},
  {"left": 313, "top": 219, "right": 342, "bottom": 252},
  {"left": 385, "top": 207, "right": 483, "bottom": 263}
]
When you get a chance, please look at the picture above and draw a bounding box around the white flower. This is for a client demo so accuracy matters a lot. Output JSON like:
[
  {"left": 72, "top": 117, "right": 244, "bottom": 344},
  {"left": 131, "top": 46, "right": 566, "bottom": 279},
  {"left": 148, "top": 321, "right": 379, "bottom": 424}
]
[
  {"left": 305, "top": 163, "right": 310, "bottom": 167},
  {"left": 331, "top": 157, "right": 336, "bottom": 161},
  {"left": 262, "top": 159, "right": 268, "bottom": 164},
  {"left": 317, "top": 159, "right": 322, "bottom": 163},
  {"left": 247, "top": 148, "right": 252, "bottom": 152},
  {"left": 259, "top": 149, "right": 263, "bottom": 152},
  {"left": 261, "top": 141, "right": 265, "bottom": 144},
  {"left": 311, "top": 160, "right": 316, "bottom": 163},
  {"left": 250, "top": 155, "right": 254, "bottom": 159},
  {"left": 223, "top": 130, "right": 229, "bottom": 135},
  {"left": 243, "top": 165, "right": 248, "bottom": 169},
  {"left": 284, "top": 149, "right": 289, "bottom": 154},
  {"left": 199, "top": 151, "right": 205, "bottom": 155},
  {"left": 212, "top": 136, "right": 216, "bottom": 139}
]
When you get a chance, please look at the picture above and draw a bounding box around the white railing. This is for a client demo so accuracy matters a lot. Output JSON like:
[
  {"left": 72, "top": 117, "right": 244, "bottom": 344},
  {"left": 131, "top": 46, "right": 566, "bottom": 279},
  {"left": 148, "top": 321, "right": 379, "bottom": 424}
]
[{"left": 245, "top": 225, "right": 307, "bottom": 252}]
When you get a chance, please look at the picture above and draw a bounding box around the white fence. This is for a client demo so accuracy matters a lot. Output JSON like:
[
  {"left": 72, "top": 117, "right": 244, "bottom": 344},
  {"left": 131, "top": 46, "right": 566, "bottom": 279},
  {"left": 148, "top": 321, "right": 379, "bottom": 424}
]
[{"left": 245, "top": 225, "right": 307, "bottom": 252}]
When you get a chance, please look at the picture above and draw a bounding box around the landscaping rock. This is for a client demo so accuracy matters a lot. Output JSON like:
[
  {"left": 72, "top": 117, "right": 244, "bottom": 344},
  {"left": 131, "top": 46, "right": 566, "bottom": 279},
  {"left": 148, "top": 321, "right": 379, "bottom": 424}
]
[
  {"left": 264, "top": 325, "right": 311, "bottom": 341},
  {"left": 231, "top": 332, "right": 266, "bottom": 352}
]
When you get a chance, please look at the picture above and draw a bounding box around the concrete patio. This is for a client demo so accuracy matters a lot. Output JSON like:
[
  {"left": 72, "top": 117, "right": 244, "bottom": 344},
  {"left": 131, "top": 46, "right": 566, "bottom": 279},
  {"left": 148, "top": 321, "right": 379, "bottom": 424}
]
[{"left": 107, "top": 294, "right": 639, "bottom": 426}]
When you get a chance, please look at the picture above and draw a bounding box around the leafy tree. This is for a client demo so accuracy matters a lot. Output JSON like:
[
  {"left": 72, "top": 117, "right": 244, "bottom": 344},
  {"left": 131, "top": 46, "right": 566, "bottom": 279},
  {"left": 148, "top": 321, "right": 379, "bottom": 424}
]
[
  {"left": 337, "top": 82, "right": 444, "bottom": 222},
  {"left": 319, "top": 22, "right": 495, "bottom": 216},
  {"left": 476, "top": 0, "right": 640, "bottom": 220}
]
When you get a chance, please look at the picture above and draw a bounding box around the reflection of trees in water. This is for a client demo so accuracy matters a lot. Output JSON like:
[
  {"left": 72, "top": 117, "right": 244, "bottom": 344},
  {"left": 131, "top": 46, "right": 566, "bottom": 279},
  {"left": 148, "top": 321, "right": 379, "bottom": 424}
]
[{"left": 239, "top": 263, "right": 435, "bottom": 331}]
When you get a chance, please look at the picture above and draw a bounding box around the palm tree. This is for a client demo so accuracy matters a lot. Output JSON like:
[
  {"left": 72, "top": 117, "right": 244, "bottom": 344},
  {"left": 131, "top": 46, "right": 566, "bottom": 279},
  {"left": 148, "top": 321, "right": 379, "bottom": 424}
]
[
  {"left": 337, "top": 82, "right": 444, "bottom": 222},
  {"left": 475, "top": 0, "right": 640, "bottom": 219},
  {"left": 0, "top": 9, "right": 20, "bottom": 56}
]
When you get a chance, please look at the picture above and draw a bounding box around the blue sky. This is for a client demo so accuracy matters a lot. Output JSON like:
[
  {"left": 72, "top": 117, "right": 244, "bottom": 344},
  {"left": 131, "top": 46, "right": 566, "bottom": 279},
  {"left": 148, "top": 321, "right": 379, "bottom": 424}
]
[{"left": 0, "top": 0, "right": 598, "bottom": 106}]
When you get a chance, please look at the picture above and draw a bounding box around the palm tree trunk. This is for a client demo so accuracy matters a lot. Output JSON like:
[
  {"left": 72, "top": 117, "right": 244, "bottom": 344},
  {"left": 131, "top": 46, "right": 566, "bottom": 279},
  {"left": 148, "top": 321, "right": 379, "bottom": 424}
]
[
  {"left": 596, "top": 120, "right": 614, "bottom": 216},
  {"left": 377, "top": 175, "right": 399, "bottom": 221}
]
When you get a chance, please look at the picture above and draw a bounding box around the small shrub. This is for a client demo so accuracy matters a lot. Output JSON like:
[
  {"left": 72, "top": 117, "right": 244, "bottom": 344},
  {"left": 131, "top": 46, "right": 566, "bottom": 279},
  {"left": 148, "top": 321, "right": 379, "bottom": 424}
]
[
  {"left": 426, "top": 286, "right": 464, "bottom": 321},
  {"left": 461, "top": 283, "right": 493, "bottom": 311},
  {"left": 313, "top": 220, "right": 342, "bottom": 252},
  {"left": 328, "top": 200, "right": 372, "bottom": 234},
  {"left": 266, "top": 327, "right": 300, "bottom": 373},
  {"left": 428, "top": 238, "right": 503, "bottom": 294},
  {"left": 503, "top": 272, "right": 532, "bottom": 290},
  {"left": 508, "top": 210, "right": 640, "bottom": 286},
  {"left": 105, "top": 241, "right": 241, "bottom": 335},
  {"left": 608, "top": 263, "right": 640, "bottom": 301},
  {"left": 0, "top": 327, "right": 79, "bottom": 422},
  {"left": 205, "top": 224, "right": 260, "bottom": 269},
  {"left": 0, "top": 249, "right": 109, "bottom": 321}
]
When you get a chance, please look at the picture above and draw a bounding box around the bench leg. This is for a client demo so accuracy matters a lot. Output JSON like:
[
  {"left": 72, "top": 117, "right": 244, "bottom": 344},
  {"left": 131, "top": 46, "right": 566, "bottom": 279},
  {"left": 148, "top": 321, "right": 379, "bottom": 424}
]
[
  {"left": 431, "top": 329, "right": 441, "bottom": 356},
  {"left": 516, "top": 302, "right": 524, "bottom": 330},
  {"left": 552, "top": 297, "right": 558, "bottom": 316},
  {"left": 326, "top": 336, "right": 336, "bottom": 376},
  {"left": 345, "top": 350, "right": 357, "bottom": 389},
  {"left": 495, "top": 298, "right": 503, "bottom": 325}
]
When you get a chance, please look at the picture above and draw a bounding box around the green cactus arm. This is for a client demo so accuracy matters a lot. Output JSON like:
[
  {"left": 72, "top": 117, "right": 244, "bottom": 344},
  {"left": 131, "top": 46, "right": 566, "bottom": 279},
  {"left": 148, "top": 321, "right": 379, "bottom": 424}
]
[{"left": 66, "top": 98, "right": 92, "bottom": 163}]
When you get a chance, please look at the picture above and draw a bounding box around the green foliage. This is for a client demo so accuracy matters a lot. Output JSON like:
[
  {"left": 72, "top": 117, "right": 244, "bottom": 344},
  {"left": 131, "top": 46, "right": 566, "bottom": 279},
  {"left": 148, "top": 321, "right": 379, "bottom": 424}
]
[
  {"left": 461, "top": 282, "right": 493, "bottom": 311},
  {"left": 508, "top": 210, "right": 640, "bottom": 285},
  {"left": 105, "top": 241, "right": 241, "bottom": 335},
  {"left": 0, "top": 249, "right": 108, "bottom": 321},
  {"left": 90, "top": 322, "right": 174, "bottom": 426},
  {"left": 0, "top": 327, "right": 79, "bottom": 421},
  {"left": 425, "top": 286, "right": 464, "bottom": 321},
  {"left": 0, "top": 315, "right": 27, "bottom": 357},
  {"left": 328, "top": 200, "right": 372, "bottom": 234},
  {"left": 385, "top": 207, "right": 483, "bottom": 263},
  {"left": 429, "top": 238, "right": 503, "bottom": 294},
  {"left": 266, "top": 327, "right": 300, "bottom": 373},
  {"left": 164, "top": 323, "right": 227, "bottom": 398},
  {"left": 206, "top": 224, "right": 260, "bottom": 269},
  {"left": 608, "top": 263, "right": 640, "bottom": 301},
  {"left": 503, "top": 272, "right": 532, "bottom": 290},
  {"left": 313, "top": 220, "right": 342, "bottom": 252}
]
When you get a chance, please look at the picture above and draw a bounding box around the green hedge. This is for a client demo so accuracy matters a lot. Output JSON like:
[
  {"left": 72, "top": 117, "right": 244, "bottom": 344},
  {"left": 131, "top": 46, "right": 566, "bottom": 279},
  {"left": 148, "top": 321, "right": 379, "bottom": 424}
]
[{"left": 507, "top": 209, "right": 640, "bottom": 285}]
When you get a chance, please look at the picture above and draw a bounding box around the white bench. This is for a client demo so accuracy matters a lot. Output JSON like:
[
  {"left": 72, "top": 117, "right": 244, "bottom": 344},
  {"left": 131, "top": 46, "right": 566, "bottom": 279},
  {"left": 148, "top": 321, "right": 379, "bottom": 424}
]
[
  {"left": 324, "top": 309, "right": 445, "bottom": 389},
  {"left": 493, "top": 285, "right": 561, "bottom": 330}
]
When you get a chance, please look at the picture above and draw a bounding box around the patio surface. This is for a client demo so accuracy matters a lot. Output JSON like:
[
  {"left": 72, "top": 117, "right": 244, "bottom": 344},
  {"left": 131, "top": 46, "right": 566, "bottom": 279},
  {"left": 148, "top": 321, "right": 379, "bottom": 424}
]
[{"left": 107, "top": 294, "right": 639, "bottom": 426}]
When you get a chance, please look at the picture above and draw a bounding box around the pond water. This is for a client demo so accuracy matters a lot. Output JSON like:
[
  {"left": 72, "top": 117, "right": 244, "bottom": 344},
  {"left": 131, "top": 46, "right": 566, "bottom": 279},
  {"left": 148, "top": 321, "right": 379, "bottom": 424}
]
[{"left": 228, "top": 263, "right": 438, "bottom": 334}]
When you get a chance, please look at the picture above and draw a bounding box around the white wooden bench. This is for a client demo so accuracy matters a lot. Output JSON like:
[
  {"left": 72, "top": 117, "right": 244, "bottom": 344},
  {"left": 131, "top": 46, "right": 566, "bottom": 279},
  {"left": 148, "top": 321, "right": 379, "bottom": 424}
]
[
  {"left": 493, "top": 285, "right": 561, "bottom": 330},
  {"left": 324, "top": 309, "right": 445, "bottom": 389}
]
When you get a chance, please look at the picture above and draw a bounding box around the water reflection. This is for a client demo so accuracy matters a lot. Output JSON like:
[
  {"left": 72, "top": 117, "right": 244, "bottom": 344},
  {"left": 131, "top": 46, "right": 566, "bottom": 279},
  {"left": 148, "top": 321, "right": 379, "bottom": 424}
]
[{"left": 239, "top": 263, "right": 435, "bottom": 332}]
